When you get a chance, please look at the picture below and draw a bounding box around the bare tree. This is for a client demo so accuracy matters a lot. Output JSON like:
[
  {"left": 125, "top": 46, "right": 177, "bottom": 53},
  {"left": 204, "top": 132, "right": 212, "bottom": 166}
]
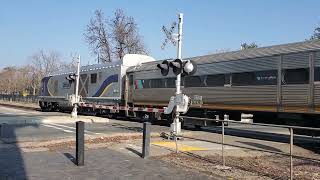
[
  {"left": 84, "top": 9, "right": 147, "bottom": 63},
  {"left": 84, "top": 9, "right": 112, "bottom": 63},
  {"left": 0, "top": 50, "right": 77, "bottom": 95},
  {"left": 0, "top": 67, "right": 17, "bottom": 94},
  {"left": 110, "top": 9, "right": 147, "bottom": 60},
  {"left": 29, "top": 50, "right": 62, "bottom": 95}
]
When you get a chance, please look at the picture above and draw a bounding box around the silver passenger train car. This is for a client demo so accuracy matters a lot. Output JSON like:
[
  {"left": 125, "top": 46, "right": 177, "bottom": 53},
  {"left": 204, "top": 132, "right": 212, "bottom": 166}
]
[
  {"left": 127, "top": 40, "right": 320, "bottom": 126},
  {"left": 40, "top": 40, "right": 320, "bottom": 128}
]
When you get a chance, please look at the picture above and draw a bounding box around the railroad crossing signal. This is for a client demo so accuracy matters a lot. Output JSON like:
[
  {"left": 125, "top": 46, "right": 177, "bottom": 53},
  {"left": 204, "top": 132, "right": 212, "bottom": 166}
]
[
  {"left": 161, "top": 21, "right": 177, "bottom": 49},
  {"left": 157, "top": 59, "right": 197, "bottom": 76},
  {"left": 66, "top": 73, "right": 76, "bottom": 83},
  {"left": 157, "top": 60, "right": 170, "bottom": 76}
]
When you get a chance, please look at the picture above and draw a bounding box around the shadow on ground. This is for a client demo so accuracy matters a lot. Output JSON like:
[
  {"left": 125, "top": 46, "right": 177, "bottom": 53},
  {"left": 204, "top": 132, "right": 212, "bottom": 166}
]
[{"left": 0, "top": 120, "right": 41, "bottom": 179}]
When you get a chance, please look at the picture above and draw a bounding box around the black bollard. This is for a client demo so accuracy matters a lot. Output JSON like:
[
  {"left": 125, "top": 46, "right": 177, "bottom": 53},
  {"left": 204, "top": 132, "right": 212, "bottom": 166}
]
[
  {"left": 76, "top": 121, "right": 84, "bottom": 166},
  {"left": 0, "top": 123, "right": 12, "bottom": 139},
  {"left": 142, "top": 122, "right": 151, "bottom": 159}
]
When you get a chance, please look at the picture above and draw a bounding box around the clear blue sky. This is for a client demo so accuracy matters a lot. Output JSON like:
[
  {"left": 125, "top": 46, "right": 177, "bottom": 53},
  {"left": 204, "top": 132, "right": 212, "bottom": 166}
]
[{"left": 0, "top": 0, "right": 319, "bottom": 68}]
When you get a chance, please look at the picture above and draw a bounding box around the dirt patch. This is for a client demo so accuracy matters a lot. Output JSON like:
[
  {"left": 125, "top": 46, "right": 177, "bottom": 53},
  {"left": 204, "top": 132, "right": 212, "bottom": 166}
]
[
  {"left": 25, "top": 135, "right": 143, "bottom": 151},
  {"left": 154, "top": 153, "right": 320, "bottom": 180}
]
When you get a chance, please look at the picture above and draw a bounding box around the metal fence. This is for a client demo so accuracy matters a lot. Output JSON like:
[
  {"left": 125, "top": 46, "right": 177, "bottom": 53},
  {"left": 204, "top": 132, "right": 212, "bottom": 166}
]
[
  {"left": 0, "top": 94, "right": 39, "bottom": 104},
  {"left": 180, "top": 115, "right": 320, "bottom": 180}
]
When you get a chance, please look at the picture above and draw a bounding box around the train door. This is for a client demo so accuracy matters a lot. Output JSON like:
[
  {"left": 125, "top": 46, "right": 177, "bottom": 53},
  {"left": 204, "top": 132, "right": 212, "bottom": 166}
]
[
  {"left": 128, "top": 74, "right": 134, "bottom": 103},
  {"left": 79, "top": 74, "right": 89, "bottom": 97}
]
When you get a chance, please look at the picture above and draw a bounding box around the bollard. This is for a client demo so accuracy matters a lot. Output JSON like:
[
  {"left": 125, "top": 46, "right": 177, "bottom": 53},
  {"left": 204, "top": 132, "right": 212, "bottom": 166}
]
[
  {"left": 289, "top": 127, "right": 293, "bottom": 180},
  {"left": 76, "top": 121, "right": 84, "bottom": 166},
  {"left": 222, "top": 119, "right": 225, "bottom": 167},
  {"left": 142, "top": 122, "right": 151, "bottom": 159},
  {"left": 0, "top": 123, "right": 13, "bottom": 139}
]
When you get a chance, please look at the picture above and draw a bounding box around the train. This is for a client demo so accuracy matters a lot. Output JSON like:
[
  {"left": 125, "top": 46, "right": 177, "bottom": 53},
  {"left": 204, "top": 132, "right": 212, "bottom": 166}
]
[{"left": 39, "top": 39, "right": 320, "bottom": 129}]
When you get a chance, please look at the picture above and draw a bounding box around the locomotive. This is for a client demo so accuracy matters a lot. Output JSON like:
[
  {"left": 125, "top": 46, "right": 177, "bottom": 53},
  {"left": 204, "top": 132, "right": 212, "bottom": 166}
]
[{"left": 39, "top": 39, "right": 320, "bottom": 128}]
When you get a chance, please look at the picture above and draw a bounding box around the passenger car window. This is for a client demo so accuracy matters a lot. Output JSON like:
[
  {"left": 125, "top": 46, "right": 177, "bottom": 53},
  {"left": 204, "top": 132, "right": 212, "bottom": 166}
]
[
  {"left": 150, "top": 79, "right": 165, "bottom": 88},
  {"left": 91, "top": 73, "right": 97, "bottom": 84},
  {"left": 315, "top": 67, "right": 320, "bottom": 82},
  {"left": 206, "top": 74, "right": 225, "bottom": 87},
  {"left": 232, "top": 72, "right": 255, "bottom": 86},
  {"left": 282, "top": 68, "right": 309, "bottom": 84},
  {"left": 254, "top": 70, "right": 277, "bottom": 85},
  {"left": 232, "top": 70, "right": 277, "bottom": 86},
  {"left": 166, "top": 78, "right": 176, "bottom": 88},
  {"left": 142, "top": 79, "right": 150, "bottom": 89},
  {"left": 184, "top": 76, "right": 203, "bottom": 87}
]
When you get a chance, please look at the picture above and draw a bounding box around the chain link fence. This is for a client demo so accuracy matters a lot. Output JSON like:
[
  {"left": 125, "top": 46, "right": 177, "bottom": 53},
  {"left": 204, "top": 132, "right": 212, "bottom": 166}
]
[{"left": 0, "top": 94, "right": 39, "bottom": 104}]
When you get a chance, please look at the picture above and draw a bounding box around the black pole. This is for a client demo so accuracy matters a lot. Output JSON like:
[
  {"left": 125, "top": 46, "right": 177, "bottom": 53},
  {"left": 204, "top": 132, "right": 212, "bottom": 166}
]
[
  {"left": 142, "top": 122, "right": 151, "bottom": 159},
  {"left": 76, "top": 121, "right": 84, "bottom": 166}
]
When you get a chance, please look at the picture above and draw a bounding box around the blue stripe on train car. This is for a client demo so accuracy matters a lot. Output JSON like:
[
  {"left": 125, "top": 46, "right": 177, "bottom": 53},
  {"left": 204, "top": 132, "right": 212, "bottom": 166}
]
[
  {"left": 92, "top": 74, "right": 119, "bottom": 97},
  {"left": 41, "top": 76, "right": 52, "bottom": 96}
]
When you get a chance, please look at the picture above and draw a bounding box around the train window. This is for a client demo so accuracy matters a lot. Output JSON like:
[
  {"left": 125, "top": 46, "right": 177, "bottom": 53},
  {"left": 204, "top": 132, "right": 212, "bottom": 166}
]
[
  {"left": 206, "top": 74, "right": 225, "bottom": 87},
  {"left": 184, "top": 76, "right": 203, "bottom": 87},
  {"left": 225, "top": 74, "right": 231, "bottom": 86},
  {"left": 232, "top": 72, "right": 255, "bottom": 86},
  {"left": 134, "top": 80, "right": 144, "bottom": 89},
  {"left": 91, "top": 73, "right": 97, "bottom": 84},
  {"left": 315, "top": 67, "right": 320, "bottom": 81},
  {"left": 232, "top": 70, "right": 277, "bottom": 86},
  {"left": 166, "top": 78, "right": 176, "bottom": 88},
  {"left": 150, "top": 79, "right": 166, "bottom": 88},
  {"left": 142, "top": 79, "right": 150, "bottom": 88},
  {"left": 254, "top": 70, "right": 277, "bottom": 85},
  {"left": 282, "top": 68, "right": 309, "bottom": 84}
]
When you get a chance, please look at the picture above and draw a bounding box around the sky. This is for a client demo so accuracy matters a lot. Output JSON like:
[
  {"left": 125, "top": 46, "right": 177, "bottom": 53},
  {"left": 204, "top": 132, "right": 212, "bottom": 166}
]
[{"left": 0, "top": 0, "right": 319, "bottom": 68}]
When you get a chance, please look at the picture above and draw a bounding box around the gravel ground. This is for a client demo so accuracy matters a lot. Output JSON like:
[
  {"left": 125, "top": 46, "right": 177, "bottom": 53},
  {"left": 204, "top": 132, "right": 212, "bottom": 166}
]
[{"left": 154, "top": 153, "right": 320, "bottom": 180}]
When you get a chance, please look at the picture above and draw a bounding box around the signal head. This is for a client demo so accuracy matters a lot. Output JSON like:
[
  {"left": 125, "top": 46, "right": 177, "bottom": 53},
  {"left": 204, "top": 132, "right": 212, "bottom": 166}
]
[
  {"left": 157, "top": 60, "right": 170, "bottom": 76},
  {"left": 169, "top": 59, "right": 183, "bottom": 75},
  {"left": 183, "top": 60, "right": 197, "bottom": 76}
]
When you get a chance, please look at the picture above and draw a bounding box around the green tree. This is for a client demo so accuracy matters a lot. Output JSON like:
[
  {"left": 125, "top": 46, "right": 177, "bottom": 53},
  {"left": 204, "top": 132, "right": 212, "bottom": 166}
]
[
  {"left": 240, "top": 42, "right": 258, "bottom": 50},
  {"left": 310, "top": 27, "right": 320, "bottom": 40}
]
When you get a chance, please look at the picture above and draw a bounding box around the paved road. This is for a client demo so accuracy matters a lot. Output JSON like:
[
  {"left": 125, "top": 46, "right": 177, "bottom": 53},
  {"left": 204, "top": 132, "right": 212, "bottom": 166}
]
[
  {"left": 0, "top": 146, "right": 215, "bottom": 180},
  {"left": 0, "top": 106, "right": 171, "bottom": 141},
  {"left": 1, "top": 105, "right": 319, "bottom": 145},
  {"left": 0, "top": 105, "right": 319, "bottom": 179}
]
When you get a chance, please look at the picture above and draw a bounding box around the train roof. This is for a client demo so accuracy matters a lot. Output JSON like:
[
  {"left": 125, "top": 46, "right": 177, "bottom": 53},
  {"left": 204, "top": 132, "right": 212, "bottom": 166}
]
[
  {"left": 127, "top": 39, "right": 320, "bottom": 73},
  {"left": 47, "top": 54, "right": 155, "bottom": 77}
]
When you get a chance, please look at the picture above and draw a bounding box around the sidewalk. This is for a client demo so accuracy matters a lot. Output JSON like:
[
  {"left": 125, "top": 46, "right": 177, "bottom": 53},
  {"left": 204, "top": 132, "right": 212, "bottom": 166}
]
[{"left": 0, "top": 147, "right": 215, "bottom": 180}]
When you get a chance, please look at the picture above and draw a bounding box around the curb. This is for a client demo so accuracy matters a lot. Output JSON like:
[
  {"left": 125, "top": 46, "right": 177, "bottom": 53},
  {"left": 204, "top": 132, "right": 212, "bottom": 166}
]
[{"left": 0, "top": 102, "right": 39, "bottom": 111}]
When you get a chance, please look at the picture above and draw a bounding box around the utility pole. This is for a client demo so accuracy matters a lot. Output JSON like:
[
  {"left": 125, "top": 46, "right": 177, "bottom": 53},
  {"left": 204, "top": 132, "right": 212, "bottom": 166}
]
[{"left": 71, "top": 55, "right": 81, "bottom": 118}]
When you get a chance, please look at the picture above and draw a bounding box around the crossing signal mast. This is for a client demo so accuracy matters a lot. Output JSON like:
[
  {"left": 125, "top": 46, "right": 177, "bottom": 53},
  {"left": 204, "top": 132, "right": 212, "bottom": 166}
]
[
  {"left": 158, "top": 13, "right": 197, "bottom": 136},
  {"left": 71, "top": 55, "right": 81, "bottom": 118}
]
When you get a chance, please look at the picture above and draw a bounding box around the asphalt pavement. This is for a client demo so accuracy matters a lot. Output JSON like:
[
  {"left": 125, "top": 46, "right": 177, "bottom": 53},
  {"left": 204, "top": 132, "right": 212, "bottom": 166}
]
[
  {"left": 0, "top": 106, "right": 171, "bottom": 142},
  {"left": 0, "top": 105, "right": 319, "bottom": 179}
]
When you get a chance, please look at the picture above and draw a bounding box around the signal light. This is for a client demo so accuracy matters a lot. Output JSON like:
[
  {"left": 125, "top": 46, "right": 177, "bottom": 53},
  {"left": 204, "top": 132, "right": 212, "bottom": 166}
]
[
  {"left": 183, "top": 60, "right": 197, "bottom": 76},
  {"left": 169, "top": 59, "right": 183, "bottom": 75},
  {"left": 157, "top": 59, "right": 197, "bottom": 77},
  {"left": 157, "top": 60, "right": 170, "bottom": 76},
  {"left": 66, "top": 73, "right": 76, "bottom": 82}
]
